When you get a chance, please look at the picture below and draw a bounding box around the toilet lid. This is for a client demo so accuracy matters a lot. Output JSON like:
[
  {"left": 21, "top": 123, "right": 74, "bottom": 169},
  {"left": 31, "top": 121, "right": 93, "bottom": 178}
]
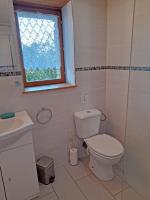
[{"left": 85, "top": 134, "right": 124, "bottom": 157}]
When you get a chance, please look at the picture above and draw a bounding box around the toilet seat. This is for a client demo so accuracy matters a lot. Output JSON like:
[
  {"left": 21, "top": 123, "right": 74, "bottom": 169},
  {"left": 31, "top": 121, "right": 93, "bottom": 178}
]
[
  {"left": 85, "top": 134, "right": 124, "bottom": 158},
  {"left": 88, "top": 147, "right": 122, "bottom": 160}
]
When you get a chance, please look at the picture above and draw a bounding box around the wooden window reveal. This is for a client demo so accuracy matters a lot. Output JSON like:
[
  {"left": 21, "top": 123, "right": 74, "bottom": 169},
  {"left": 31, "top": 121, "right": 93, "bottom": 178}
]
[{"left": 14, "top": 3, "right": 65, "bottom": 87}]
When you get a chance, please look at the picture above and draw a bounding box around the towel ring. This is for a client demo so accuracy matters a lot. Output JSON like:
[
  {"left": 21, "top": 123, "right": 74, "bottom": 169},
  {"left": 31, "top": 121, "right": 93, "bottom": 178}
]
[{"left": 36, "top": 107, "right": 52, "bottom": 125}]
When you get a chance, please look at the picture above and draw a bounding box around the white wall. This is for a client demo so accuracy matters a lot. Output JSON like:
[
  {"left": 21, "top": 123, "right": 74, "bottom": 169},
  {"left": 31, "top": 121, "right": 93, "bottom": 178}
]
[
  {"left": 125, "top": 71, "right": 150, "bottom": 199},
  {"left": 0, "top": 31, "right": 12, "bottom": 66},
  {"left": 125, "top": 1, "right": 150, "bottom": 198},
  {"left": 0, "top": 0, "right": 13, "bottom": 67},
  {"left": 106, "top": 0, "right": 150, "bottom": 198},
  {"left": 131, "top": 0, "right": 150, "bottom": 66},
  {"left": 106, "top": 0, "right": 134, "bottom": 143},
  {"left": 0, "top": 0, "right": 107, "bottom": 166},
  {"left": 0, "top": 0, "right": 10, "bottom": 25},
  {"left": 72, "top": 0, "right": 107, "bottom": 67},
  {"left": 107, "top": 0, "right": 134, "bottom": 66}
]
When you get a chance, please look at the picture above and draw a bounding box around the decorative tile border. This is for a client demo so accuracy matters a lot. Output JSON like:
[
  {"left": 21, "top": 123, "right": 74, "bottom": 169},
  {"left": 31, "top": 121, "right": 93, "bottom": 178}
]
[
  {"left": 75, "top": 66, "right": 105, "bottom": 71},
  {"left": 0, "top": 65, "right": 22, "bottom": 77},
  {"left": 1, "top": 65, "right": 150, "bottom": 77},
  {"left": 75, "top": 66, "right": 150, "bottom": 72},
  {"left": 104, "top": 66, "right": 150, "bottom": 71},
  {"left": 130, "top": 66, "right": 150, "bottom": 71},
  {"left": 0, "top": 71, "right": 22, "bottom": 77}
]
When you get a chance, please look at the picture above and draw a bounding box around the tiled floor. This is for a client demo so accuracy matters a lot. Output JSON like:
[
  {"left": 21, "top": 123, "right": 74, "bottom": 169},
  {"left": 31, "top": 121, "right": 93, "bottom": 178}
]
[
  {"left": 115, "top": 188, "right": 144, "bottom": 200},
  {"left": 33, "top": 157, "right": 143, "bottom": 200}
]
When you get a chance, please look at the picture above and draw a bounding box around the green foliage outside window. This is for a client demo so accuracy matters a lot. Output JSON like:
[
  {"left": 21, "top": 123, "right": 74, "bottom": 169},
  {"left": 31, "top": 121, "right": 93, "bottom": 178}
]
[{"left": 26, "top": 68, "right": 60, "bottom": 82}]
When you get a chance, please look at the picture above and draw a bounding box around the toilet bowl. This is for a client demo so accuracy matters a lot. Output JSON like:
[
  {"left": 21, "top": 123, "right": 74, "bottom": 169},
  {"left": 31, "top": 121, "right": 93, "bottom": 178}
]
[
  {"left": 74, "top": 109, "right": 124, "bottom": 181},
  {"left": 85, "top": 134, "right": 124, "bottom": 181}
]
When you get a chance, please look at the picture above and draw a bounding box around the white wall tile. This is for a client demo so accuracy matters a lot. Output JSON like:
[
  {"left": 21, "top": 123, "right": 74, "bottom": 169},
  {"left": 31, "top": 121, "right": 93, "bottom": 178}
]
[
  {"left": 107, "top": 0, "right": 134, "bottom": 66},
  {"left": 72, "top": 0, "right": 107, "bottom": 66},
  {"left": 0, "top": 0, "right": 10, "bottom": 25},
  {"left": 125, "top": 71, "right": 150, "bottom": 199},
  {"left": 0, "top": 34, "right": 12, "bottom": 66},
  {"left": 131, "top": 0, "right": 150, "bottom": 66},
  {"left": 106, "top": 70, "right": 129, "bottom": 143}
]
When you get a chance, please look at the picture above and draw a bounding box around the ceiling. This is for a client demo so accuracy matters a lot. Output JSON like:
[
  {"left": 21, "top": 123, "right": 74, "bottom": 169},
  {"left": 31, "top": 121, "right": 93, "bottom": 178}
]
[{"left": 13, "top": 0, "right": 70, "bottom": 8}]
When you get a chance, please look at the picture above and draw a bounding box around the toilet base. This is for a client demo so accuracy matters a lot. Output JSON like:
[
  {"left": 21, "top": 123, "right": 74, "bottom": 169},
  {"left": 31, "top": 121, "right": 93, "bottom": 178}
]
[{"left": 89, "top": 155, "right": 114, "bottom": 181}]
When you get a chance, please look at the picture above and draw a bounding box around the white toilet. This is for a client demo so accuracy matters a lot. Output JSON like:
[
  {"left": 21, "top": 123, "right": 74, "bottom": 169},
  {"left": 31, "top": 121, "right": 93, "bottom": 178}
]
[{"left": 74, "top": 109, "right": 124, "bottom": 181}]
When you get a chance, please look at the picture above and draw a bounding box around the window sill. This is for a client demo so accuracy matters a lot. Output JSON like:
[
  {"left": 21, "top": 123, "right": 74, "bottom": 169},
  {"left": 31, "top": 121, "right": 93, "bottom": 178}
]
[{"left": 23, "top": 83, "right": 77, "bottom": 93}]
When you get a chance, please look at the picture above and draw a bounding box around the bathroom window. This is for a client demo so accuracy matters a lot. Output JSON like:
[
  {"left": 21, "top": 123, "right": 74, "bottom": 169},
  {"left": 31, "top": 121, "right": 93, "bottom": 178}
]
[{"left": 14, "top": 3, "right": 65, "bottom": 87}]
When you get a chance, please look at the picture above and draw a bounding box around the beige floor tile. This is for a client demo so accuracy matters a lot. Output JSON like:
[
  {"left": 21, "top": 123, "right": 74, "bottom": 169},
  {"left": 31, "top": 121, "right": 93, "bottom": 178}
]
[
  {"left": 64, "top": 161, "right": 91, "bottom": 181},
  {"left": 39, "top": 183, "right": 54, "bottom": 197},
  {"left": 113, "top": 164, "right": 124, "bottom": 179},
  {"left": 101, "top": 176, "right": 128, "bottom": 195},
  {"left": 81, "top": 157, "right": 128, "bottom": 195},
  {"left": 40, "top": 192, "right": 58, "bottom": 200},
  {"left": 77, "top": 174, "right": 114, "bottom": 200},
  {"left": 80, "top": 156, "right": 90, "bottom": 167},
  {"left": 115, "top": 188, "right": 144, "bottom": 200},
  {"left": 52, "top": 166, "right": 87, "bottom": 200},
  {"left": 33, "top": 192, "right": 57, "bottom": 200},
  {"left": 33, "top": 183, "right": 54, "bottom": 200}
]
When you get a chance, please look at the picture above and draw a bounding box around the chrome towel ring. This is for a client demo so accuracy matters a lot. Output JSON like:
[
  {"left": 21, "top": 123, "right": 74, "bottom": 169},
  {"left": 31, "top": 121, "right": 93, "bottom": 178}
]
[{"left": 36, "top": 107, "right": 52, "bottom": 125}]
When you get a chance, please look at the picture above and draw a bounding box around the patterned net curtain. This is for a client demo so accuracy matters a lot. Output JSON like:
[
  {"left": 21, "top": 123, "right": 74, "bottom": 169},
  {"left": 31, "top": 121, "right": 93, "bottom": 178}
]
[{"left": 17, "top": 11, "right": 61, "bottom": 82}]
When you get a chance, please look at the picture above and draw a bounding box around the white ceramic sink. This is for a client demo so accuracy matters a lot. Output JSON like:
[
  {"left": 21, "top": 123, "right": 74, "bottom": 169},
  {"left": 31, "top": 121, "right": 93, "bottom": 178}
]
[
  {"left": 0, "top": 111, "right": 34, "bottom": 149},
  {"left": 0, "top": 118, "right": 24, "bottom": 134}
]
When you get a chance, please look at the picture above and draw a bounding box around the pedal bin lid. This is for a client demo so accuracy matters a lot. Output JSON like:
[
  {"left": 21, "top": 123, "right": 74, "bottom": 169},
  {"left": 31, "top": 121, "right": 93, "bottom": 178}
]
[{"left": 37, "top": 156, "right": 54, "bottom": 168}]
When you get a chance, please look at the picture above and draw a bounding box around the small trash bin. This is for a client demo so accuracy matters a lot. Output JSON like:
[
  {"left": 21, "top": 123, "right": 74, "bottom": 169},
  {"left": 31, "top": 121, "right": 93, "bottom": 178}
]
[{"left": 36, "top": 156, "right": 55, "bottom": 185}]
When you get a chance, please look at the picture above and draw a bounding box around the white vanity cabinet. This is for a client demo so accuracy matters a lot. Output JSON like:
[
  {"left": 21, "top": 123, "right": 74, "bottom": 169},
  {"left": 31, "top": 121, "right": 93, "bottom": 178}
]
[
  {"left": 0, "top": 132, "right": 40, "bottom": 200},
  {"left": 0, "top": 170, "right": 6, "bottom": 200}
]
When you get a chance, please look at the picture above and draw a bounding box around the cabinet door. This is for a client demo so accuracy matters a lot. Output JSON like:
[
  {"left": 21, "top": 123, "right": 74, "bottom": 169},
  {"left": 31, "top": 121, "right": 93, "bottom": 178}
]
[
  {"left": 1, "top": 144, "right": 39, "bottom": 200},
  {"left": 0, "top": 169, "right": 6, "bottom": 200}
]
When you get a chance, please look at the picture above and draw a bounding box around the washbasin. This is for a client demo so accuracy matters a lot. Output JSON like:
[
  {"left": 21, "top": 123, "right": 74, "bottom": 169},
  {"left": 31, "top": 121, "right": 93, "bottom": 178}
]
[
  {"left": 0, "top": 111, "right": 34, "bottom": 149},
  {"left": 0, "top": 118, "right": 24, "bottom": 134}
]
